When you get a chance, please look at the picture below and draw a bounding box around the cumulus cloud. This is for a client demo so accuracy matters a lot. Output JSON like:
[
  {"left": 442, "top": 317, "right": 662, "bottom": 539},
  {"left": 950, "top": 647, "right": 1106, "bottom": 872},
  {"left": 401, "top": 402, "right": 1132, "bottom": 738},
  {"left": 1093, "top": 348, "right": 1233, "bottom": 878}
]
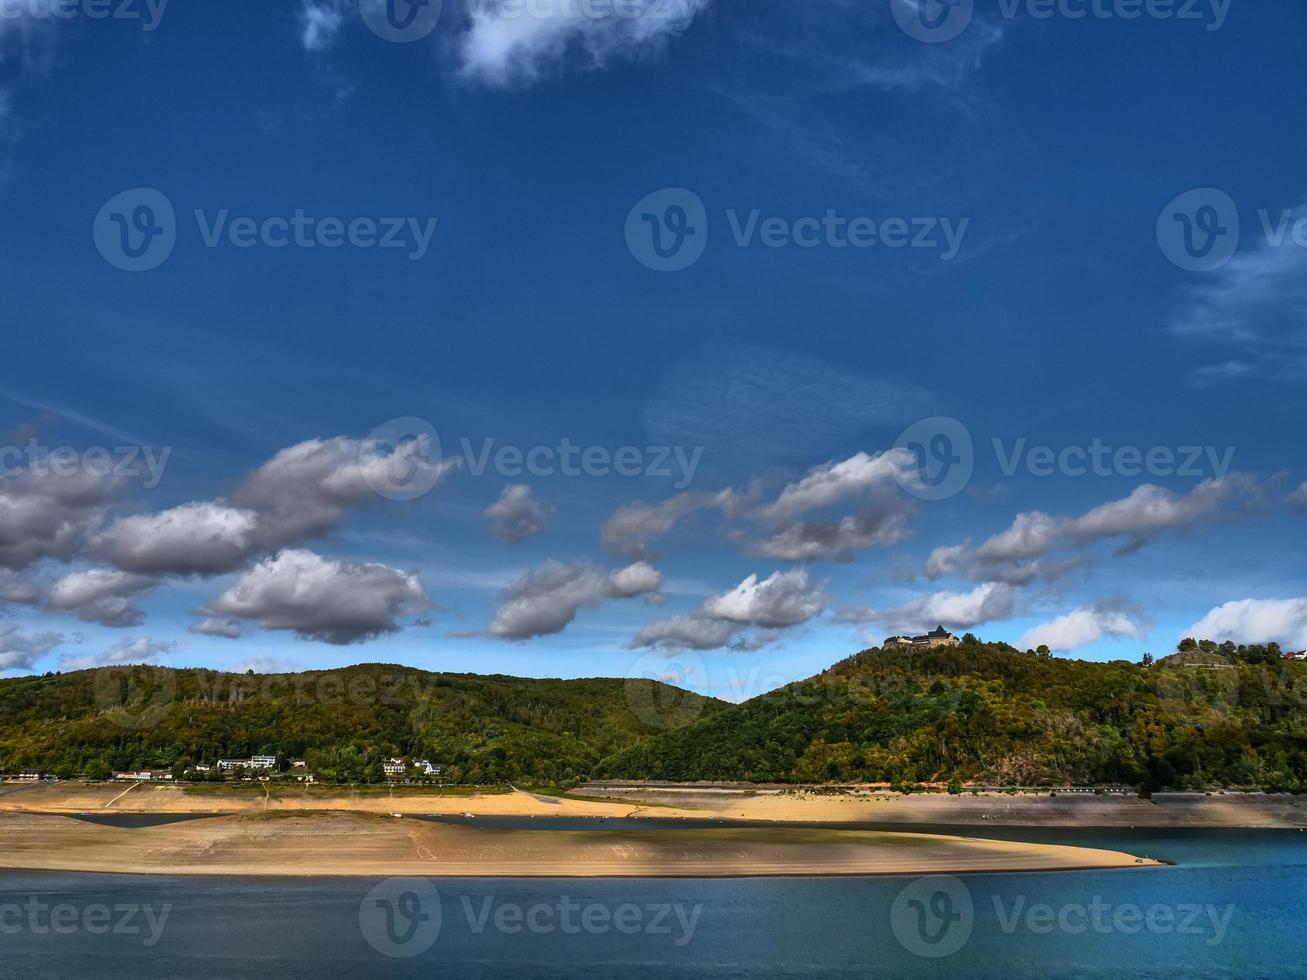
[
  {"left": 189, "top": 617, "right": 244, "bottom": 639},
  {"left": 484, "top": 484, "right": 552, "bottom": 543},
  {"left": 701, "top": 570, "right": 827, "bottom": 628},
  {"left": 0, "top": 569, "right": 39, "bottom": 605},
  {"left": 603, "top": 449, "right": 917, "bottom": 563},
  {"left": 0, "top": 466, "right": 121, "bottom": 570},
  {"left": 60, "top": 636, "right": 179, "bottom": 672},
  {"left": 928, "top": 476, "right": 1268, "bottom": 584},
  {"left": 1186, "top": 598, "right": 1307, "bottom": 651},
  {"left": 235, "top": 434, "right": 459, "bottom": 546},
  {"left": 45, "top": 568, "right": 158, "bottom": 628},
  {"left": 1016, "top": 599, "right": 1147, "bottom": 653},
  {"left": 487, "top": 560, "right": 663, "bottom": 640},
  {"left": 459, "top": 0, "right": 712, "bottom": 87},
  {"left": 94, "top": 433, "right": 460, "bottom": 581},
  {"left": 838, "top": 582, "right": 1019, "bottom": 636},
  {"left": 601, "top": 489, "right": 740, "bottom": 558},
  {"left": 633, "top": 569, "right": 825, "bottom": 651},
  {"left": 0, "top": 623, "right": 69, "bottom": 672},
  {"left": 94, "top": 502, "right": 261, "bottom": 577},
  {"left": 200, "top": 549, "right": 429, "bottom": 645}
]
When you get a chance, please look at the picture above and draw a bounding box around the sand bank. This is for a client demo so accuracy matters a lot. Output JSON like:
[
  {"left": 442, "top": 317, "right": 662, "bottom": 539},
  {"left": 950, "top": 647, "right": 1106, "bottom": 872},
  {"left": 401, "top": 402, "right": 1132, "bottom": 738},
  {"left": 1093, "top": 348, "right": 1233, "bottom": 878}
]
[
  {"left": 0, "top": 811, "right": 1158, "bottom": 878},
  {"left": 2, "top": 781, "right": 1303, "bottom": 828}
]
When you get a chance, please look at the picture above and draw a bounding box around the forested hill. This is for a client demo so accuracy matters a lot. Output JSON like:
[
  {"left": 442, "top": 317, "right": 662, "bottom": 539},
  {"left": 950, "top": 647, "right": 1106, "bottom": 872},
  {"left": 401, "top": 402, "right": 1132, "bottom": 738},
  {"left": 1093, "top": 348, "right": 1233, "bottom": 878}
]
[
  {"left": 599, "top": 639, "right": 1307, "bottom": 791},
  {"left": 0, "top": 663, "right": 724, "bottom": 784},
  {"left": 5, "top": 640, "right": 1305, "bottom": 791}
]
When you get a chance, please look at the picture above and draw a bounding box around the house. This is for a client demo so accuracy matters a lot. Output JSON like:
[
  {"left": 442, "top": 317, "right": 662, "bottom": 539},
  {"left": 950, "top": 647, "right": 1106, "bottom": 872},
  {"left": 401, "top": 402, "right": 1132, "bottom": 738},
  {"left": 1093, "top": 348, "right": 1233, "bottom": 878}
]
[
  {"left": 114, "top": 770, "right": 172, "bottom": 782},
  {"left": 17, "top": 771, "right": 45, "bottom": 781},
  {"left": 383, "top": 758, "right": 406, "bottom": 778},
  {"left": 218, "top": 759, "right": 247, "bottom": 771},
  {"left": 413, "top": 759, "right": 445, "bottom": 777},
  {"left": 884, "top": 626, "right": 961, "bottom": 650},
  {"left": 1283, "top": 651, "right": 1307, "bottom": 661},
  {"left": 250, "top": 755, "right": 277, "bottom": 769}
]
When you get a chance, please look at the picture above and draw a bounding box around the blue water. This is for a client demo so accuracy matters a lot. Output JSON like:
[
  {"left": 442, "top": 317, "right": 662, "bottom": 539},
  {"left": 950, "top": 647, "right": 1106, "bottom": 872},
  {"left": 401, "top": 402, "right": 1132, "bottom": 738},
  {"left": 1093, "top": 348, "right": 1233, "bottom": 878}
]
[{"left": 2, "top": 828, "right": 1304, "bottom": 979}]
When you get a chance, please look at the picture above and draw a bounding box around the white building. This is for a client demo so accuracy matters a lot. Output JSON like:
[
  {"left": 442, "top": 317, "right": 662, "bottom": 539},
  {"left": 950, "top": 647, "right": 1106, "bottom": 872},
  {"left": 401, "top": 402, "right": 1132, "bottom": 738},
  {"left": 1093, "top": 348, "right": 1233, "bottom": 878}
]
[{"left": 383, "top": 758, "right": 406, "bottom": 777}]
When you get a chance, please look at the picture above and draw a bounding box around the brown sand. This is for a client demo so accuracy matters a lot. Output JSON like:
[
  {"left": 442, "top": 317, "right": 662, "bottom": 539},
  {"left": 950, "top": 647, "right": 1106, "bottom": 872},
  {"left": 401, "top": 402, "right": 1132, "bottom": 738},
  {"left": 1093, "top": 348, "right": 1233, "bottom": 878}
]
[
  {"left": 3, "top": 780, "right": 1303, "bottom": 828},
  {"left": 0, "top": 810, "right": 1158, "bottom": 878}
]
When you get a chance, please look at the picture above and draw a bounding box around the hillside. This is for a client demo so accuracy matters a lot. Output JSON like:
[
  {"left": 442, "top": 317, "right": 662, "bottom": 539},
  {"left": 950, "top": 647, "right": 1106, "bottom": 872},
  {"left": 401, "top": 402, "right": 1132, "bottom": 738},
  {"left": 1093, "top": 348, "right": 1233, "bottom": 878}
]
[
  {"left": 0, "top": 664, "right": 725, "bottom": 785},
  {"left": 598, "top": 639, "right": 1307, "bottom": 791}
]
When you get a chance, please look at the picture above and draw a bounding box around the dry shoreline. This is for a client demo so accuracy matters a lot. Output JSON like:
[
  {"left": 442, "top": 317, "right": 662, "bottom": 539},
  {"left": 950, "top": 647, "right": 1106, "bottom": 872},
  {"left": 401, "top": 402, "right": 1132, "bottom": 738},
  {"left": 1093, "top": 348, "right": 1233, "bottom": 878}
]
[
  {"left": 0, "top": 810, "right": 1160, "bottom": 878},
  {"left": 2, "top": 780, "right": 1303, "bottom": 828}
]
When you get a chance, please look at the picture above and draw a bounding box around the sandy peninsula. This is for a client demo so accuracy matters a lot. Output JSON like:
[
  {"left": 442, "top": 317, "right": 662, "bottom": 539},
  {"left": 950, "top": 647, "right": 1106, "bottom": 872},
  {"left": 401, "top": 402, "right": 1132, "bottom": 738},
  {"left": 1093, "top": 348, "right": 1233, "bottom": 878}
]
[
  {"left": 2, "top": 779, "right": 1303, "bottom": 828},
  {"left": 0, "top": 810, "right": 1158, "bottom": 878}
]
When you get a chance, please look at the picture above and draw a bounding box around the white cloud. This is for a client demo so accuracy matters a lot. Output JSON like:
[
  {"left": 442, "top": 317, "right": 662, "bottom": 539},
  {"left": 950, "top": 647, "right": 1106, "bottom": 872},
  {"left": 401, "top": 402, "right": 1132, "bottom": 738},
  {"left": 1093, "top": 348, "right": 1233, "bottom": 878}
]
[
  {"left": 486, "top": 560, "right": 662, "bottom": 639},
  {"left": 601, "top": 489, "right": 738, "bottom": 558},
  {"left": 1017, "top": 600, "right": 1146, "bottom": 653},
  {"left": 188, "top": 617, "right": 244, "bottom": 639},
  {"left": 61, "top": 636, "right": 179, "bottom": 672},
  {"left": 200, "top": 549, "right": 429, "bottom": 645},
  {"left": 603, "top": 449, "right": 917, "bottom": 563},
  {"left": 299, "top": 0, "right": 350, "bottom": 51},
  {"left": 484, "top": 484, "right": 552, "bottom": 543},
  {"left": 459, "top": 0, "right": 712, "bottom": 87},
  {"left": 235, "top": 433, "right": 460, "bottom": 545},
  {"left": 1186, "top": 598, "right": 1307, "bottom": 651},
  {"left": 929, "top": 476, "right": 1267, "bottom": 584},
  {"left": 1290, "top": 482, "right": 1307, "bottom": 513},
  {"left": 633, "top": 569, "right": 825, "bottom": 651},
  {"left": 94, "top": 502, "right": 261, "bottom": 577},
  {"left": 839, "top": 582, "right": 1018, "bottom": 636},
  {"left": 701, "top": 570, "right": 826, "bottom": 628},
  {"left": 0, "top": 465, "right": 122, "bottom": 570},
  {"left": 45, "top": 568, "right": 158, "bottom": 628},
  {"left": 0, "top": 623, "right": 69, "bottom": 672}
]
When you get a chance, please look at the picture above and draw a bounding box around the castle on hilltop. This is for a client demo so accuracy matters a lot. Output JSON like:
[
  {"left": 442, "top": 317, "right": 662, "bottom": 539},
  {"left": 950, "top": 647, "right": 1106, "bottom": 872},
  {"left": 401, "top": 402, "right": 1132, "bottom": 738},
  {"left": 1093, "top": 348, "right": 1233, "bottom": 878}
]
[{"left": 883, "top": 626, "right": 961, "bottom": 650}]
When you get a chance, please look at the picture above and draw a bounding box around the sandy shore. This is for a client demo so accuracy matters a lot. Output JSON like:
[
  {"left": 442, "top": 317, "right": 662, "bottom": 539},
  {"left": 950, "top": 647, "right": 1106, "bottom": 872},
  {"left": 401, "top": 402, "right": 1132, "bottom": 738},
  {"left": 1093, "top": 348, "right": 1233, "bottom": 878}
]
[
  {"left": 0, "top": 810, "right": 1158, "bottom": 878},
  {"left": 3, "top": 780, "right": 1304, "bottom": 828}
]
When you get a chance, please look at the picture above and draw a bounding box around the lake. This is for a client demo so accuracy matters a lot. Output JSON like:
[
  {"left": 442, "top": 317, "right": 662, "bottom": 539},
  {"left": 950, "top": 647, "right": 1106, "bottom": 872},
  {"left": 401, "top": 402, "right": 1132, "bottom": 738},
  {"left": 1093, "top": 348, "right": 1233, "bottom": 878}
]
[{"left": 1, "top": 826, "right": 1302, "bottom": 978}]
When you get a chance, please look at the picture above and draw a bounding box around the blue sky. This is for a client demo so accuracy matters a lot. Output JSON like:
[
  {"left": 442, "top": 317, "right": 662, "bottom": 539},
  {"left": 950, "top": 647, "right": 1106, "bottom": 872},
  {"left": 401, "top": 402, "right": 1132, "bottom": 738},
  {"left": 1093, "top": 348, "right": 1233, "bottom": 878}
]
[{"left": 1, "top": 0, "right": 1306, "bottom": 698}]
